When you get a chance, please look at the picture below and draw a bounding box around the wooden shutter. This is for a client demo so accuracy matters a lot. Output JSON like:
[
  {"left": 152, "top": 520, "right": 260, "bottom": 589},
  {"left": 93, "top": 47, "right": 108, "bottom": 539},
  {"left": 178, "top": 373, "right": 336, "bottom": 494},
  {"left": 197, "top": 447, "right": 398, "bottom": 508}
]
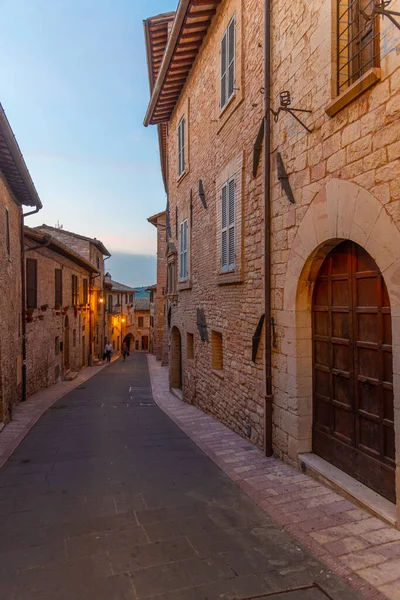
[
  {"left": 83, "top": 278, "right": 88, "bottom": 304},
  {"left": 221, "top": 183, "right": 228, "bottom": 270},
  {"left": 184, "top": 220, "right": 188, "bottom": 279},
  {"left": 180, "top": 220, "right": 188, "bottom": 280},
  {"left": 178, "top": 117, "right": 185, "bottom": 175},
  {"left": 228, "top": 177, "right": 235, "bottom": 268},
  {"left": 227, "top": 16, "right": 236, "bottom": 100},
  {"left": 55, "top": 269, "right": 62, "bottom": 305},
  {"left": 26, "top": 259, "right": 37, "bottom": 309},
  {"left": 220, "top": 31, "right": 228, "bottom": 108}
]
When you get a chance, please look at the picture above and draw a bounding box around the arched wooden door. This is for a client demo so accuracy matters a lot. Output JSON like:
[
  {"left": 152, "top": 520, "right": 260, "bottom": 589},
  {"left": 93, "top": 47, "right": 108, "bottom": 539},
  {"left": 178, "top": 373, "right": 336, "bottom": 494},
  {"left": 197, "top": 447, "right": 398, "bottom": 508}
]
[{"left": 312, "top": 241, "right": 395, "bottom": 502}]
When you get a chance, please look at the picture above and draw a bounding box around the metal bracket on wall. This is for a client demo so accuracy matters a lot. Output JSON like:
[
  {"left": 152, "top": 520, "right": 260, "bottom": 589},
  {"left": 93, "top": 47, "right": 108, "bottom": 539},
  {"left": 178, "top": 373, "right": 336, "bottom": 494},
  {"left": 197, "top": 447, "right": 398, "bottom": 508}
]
[
  {"left": 271, "top": 91, "right": 312, "bottom": 134},
  {"left": 252, "top": 314, "right": 265, "bottom": 362},
  {"left": 199, "top": 180, "right": 207, "bottom": 208},
  {"left": 360, "top": 1, "right": 400, "bottom": 30},
  {"left": 276, "top": 152, "right": 295, "bottom": 204}
]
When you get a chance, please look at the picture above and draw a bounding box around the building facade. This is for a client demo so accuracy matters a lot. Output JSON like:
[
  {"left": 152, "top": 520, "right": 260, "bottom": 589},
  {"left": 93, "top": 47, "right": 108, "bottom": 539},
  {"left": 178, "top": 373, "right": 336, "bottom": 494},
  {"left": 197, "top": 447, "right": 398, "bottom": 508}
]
[
  {"left": 35, "top": 225, "right": 110, "bottom": 365},
  {"left": 133, "top": 298, "right": 152, "bottom": 352},
  {"left": 104, "top": 274, "right": 135, "bottom": 353},
  {"left": 148, "top": 211, "right": 168, "bottom": 363},
  {"left": 144, "top": 1, "right": 400, "bottom": 523},
  {"left": 24, "top": 227, "right": 98, "bottom": 396},
  {"left": 0, "top": 104, "right": 42, "bottom": 424}
]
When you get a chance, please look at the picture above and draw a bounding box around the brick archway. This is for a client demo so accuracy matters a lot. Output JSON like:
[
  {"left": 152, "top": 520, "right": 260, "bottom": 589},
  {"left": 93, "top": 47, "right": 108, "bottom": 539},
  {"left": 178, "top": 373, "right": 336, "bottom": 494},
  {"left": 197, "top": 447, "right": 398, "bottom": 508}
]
[
  {"left": 170, "top": 326, "right": 182, "bottom": 390},
  {"left": 281, "top": 179, "right": 400, "bottom": 510}
]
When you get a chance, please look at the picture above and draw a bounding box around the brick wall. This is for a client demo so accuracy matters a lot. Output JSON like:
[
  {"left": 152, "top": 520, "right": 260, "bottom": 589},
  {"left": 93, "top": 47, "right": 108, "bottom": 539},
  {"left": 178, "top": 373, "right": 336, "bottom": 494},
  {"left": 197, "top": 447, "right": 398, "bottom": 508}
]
[
  {"left": 0, "top": 172, "right": 22, "bottom": 422},
  {"left": 155, "top": 214, "right": 167, "bottom": 362}
]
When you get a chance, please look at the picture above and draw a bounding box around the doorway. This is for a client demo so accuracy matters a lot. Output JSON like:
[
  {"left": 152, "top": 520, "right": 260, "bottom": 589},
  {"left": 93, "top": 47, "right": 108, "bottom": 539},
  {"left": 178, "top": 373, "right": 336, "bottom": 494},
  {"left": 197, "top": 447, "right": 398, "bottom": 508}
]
[{"left": 170, "top": 326, "right": 182, "bottom": 390}]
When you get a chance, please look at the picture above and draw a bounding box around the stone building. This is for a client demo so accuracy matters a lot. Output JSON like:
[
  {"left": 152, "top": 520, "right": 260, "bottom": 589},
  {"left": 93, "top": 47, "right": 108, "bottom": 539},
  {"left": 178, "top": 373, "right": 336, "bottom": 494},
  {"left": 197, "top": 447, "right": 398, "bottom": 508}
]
[
  {"left": 0, "top": 104, "right": 42, "bottom": 424},
  {"left": 35, "top": 225, "right": 110, "bottom": 364},
  {"left": 144, "top": 0, "right": 400, "bottom": 524},
  {"left": 133, "top": 298, "right": 151, "bottom": 352},
  {"left": 147, "top": 284, "right": 157, "bottom": 356},
  {"left": 148, "top": 211, "right": 168, "bottom": 363},
  {"left": 24, "top": 227, "right": 98, "bottom": 395},
  {"left": 104, "top": 274, "right": 135, "bottom": 353}
]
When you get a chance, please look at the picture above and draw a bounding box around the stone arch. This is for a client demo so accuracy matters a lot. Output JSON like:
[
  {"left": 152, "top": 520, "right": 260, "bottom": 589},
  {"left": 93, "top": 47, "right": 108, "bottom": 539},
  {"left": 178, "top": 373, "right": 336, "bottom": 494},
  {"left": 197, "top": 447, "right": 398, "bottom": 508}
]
[
  {"left": 123, "top": 333, "right": 134, "bottom": 351},
  {"left": 281, "top": 179, "right": 400, "bottom": 470},
  {"left": 170, "top": 326, "right": 182, "bottom": 390}
]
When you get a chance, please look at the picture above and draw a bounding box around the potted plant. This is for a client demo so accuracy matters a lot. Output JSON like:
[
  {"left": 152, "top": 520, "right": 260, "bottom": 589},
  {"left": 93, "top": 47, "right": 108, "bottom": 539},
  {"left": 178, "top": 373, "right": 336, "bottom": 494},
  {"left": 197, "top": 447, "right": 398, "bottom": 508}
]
[
  {"left": 26, "top": 308, "right": 35, "bottom": 323},
  {"left": 54, "top": 304, "right": 61, "bottom": 316},
  {"left": 63, "top": 306, "right": 69, "bottom": 315},
  {"left": 40, "top": 304, "right": 49, "bottom": 312}
]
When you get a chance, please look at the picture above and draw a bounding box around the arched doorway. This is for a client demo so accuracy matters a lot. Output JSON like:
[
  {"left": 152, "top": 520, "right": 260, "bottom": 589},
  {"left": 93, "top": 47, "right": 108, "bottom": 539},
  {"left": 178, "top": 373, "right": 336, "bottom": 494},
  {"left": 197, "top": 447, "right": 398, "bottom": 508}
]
[
  {"left": 312, "top": 240, "right": 395, "bottom": 502},
  {"left": 123, "top": 333, "right": 134, "bottom": 351},
  {"left": 64, "top": 316, "right": 70, "bottom": 371},
  {"left": 170, "top": 326, "right": 182, "bottom": 390}
]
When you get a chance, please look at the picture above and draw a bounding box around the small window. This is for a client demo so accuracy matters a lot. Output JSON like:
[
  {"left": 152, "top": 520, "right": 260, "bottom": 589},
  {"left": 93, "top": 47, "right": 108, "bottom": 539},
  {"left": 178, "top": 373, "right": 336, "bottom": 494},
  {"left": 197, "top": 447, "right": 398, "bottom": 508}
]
[
  {"left": 5, "top": 208, "right": 10, "bottom": 256},
  {"left": 26, "top": 258, "right": 38, "bottom": 309},
  {"left": 337, "top": 0, "right": 379, "bottom": 95},
  {"left": 211, "top": 331, "right": 223, "bottom": 370},
  {"left": 83, "top": 278, "right": 89, "bottom": 304},
  {"left": 129, "top": 293, "right": 134, "bottom": 303},
  {"left": 220, "top": 15, "right": 236, "bottom": 109},
  {"left": 221, "top": 177, "right": 236, "bottom": 271},
  {"left": 55, "top": 336, "right": 60, "bottom": 355},
  {"left": 138, "top": 316, "right": 144, "bottom": 328},
  {"left": 55, "top": 269, "right": 62, "bottom": 306},
  {"left": 187, "top": 333, "right": 194, "bottom": 360},
  {"left": 179, "top": 219, "right": 189, "bottom": 281},
  {"left": 71, "top": 275, "right": 79, "bottom": 306},
  {"left": 177, "top": 117, "right": 186, "bottom": 176}
]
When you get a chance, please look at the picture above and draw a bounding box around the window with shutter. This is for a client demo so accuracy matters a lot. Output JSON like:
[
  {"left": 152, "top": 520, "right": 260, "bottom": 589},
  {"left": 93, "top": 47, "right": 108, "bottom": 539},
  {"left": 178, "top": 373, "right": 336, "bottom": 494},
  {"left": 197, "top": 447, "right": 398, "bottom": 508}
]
[
  {"left": 71, "top": 275, "right": 79, "bottom": 306},
  {"left": 5, "top": 208, "right": 10, "bottom": 256},
  {"left": 221, "top": 177, "right": 235, "bottom": 271},
  {"left": 55, "top": 269, "right": 62, "bottom": 306},
  {"left": 26, "top": 258, "right": 38, "bottom": 309},
  {"left": 83, "top": 278, "right": 89, "bottom": 304},
  {"left": 220, "top": 15, "right": 236, "bottom": 109},
  {"left": 177, "top": 117, "right": 186, "bottom": 176},
  {"left": 179, "top": 219, "right": 188, "bottom": 280}
]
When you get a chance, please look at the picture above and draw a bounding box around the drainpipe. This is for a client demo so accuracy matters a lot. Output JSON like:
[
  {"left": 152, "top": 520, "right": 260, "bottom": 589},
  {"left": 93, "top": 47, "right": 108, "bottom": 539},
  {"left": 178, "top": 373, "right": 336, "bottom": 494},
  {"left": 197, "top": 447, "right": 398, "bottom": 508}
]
[
  {"left": 264, "top": 0, "right": 273, "bottom": 457},
  {"left": 20, "top": 205, "right": 41, "bottom": 403}
]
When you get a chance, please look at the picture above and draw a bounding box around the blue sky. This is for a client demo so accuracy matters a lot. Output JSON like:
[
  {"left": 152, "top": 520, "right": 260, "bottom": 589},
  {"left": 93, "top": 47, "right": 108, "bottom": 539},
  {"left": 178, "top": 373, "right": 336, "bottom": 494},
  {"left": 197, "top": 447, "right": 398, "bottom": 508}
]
[{"left": 0, "top": 0, "right": 175, "bottom": 286}]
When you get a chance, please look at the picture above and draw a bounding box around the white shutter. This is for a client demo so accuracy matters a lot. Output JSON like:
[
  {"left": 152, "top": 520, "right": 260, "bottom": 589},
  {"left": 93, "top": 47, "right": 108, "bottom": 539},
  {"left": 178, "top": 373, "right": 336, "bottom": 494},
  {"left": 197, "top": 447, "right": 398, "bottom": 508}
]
[
  {"left": 178, "top": 118, "right": 185, "bottom": 175},
  {"left": 220, "top": 31, "right": 227, "bottom": 108},
  {"left": 179, "top": 220, "right": 189, "bottom": 280},
  {"left": 180, "top": 221, "right": 184, "bottom": 279},
  {"left": 221, "top": 183, "right": 228, "bottom": 269},
  {"left": 228, "top": 177, "right": 235, "bottom": 268},
  {"left": 227, "top": 16, "right": 236, "bottom": 100}
]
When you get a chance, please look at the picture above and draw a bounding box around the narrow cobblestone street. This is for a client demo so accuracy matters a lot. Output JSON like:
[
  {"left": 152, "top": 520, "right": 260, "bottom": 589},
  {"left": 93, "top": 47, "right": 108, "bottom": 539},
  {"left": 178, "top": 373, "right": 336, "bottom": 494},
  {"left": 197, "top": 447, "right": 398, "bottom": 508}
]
[{"left": 0, "top": 354, "right": 370, "bottom": 599}]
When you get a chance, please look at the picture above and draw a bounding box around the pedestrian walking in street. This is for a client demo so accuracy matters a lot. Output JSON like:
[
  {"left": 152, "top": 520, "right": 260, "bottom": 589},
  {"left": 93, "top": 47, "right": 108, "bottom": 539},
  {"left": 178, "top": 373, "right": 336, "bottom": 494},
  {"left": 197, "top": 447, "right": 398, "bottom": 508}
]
[
  {"left": 121, "top": 342, "right": 129, "bottom": 361},
  {"left": 104, "top": 342, "right": 113, "bottom": 363}
]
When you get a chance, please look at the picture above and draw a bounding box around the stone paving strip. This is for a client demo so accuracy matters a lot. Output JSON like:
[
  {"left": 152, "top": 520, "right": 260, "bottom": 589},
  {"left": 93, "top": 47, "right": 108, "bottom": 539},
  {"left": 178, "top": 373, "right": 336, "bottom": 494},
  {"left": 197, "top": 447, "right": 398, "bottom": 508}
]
[
  {"left": 0, "top": 356, "right": 119, "bottom": 470},
  {"left": 148, "top": 355, "right": 400, "bottom": 600}
]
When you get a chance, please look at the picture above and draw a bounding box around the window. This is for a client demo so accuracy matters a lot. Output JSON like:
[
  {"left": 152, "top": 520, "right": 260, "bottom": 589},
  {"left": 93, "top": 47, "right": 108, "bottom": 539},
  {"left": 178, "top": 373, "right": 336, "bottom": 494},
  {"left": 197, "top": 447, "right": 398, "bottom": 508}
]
[
  {"left": 5, "top": 208, "right": 10, "bottom": 256},
  {"left": 55, "top": 336, "right": 60, "bottom": 355},
  {"left": 221, "top": 177, "right": 236, "bottom": 271},
  {"left": 337, "top": 0, "right": 379, "bottom": 95},
  {"left": 220, "top": 15, "right": 236, "bottom": 109},
  {"left": 177, "top": 117, "right": 186, "bottom": 176},
  {"left": 138, "top": 316, "right": 144, "bottom": 328},
  {"left": 83, "top": 278, "right": 89, "bottom": 304},
  {"left": 179, "top": 219, "right": 188, "bottom": 280},
  {"left": 26, "top": 258, "right": 37, "bottom": 309},
  {"left": 108, "top": 295, "right": 113, "bottom": 313},
  {"left": 55, "top": 269, "right": 62, "bottom": 306},
  {"left": 211, "top": 331, "right": 223, "bottom": 370},
  {"left": 187, "top": 332, "right": 194, "bottom": 360},
  {"left": 97, "top": 256, "right": 100, "bottom": 269},
  {"left": 71, "top": 275, "right": 79, "bottom": 306},
  {"left": 167, "top": 261, "right": 176, "bottom": 294},
  {"left": 129, "top": 293, "right": 134, "bottom": 303}
]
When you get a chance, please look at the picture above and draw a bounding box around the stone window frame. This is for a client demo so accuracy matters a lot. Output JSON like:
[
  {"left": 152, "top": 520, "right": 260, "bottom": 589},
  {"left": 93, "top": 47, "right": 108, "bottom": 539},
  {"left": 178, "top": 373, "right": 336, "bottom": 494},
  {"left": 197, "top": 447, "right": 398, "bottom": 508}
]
[
  {"left": 179, "top": 218, "right": 189, "bottom": 282},
  {"left": 216, "top": 152, "right": 244, "bottom": 286},
  {"left": 220, "top": 14, "right": 236, "bottom": 110},
  {"left": 325, "top": 0, "right": 381, "bottom": 117}
]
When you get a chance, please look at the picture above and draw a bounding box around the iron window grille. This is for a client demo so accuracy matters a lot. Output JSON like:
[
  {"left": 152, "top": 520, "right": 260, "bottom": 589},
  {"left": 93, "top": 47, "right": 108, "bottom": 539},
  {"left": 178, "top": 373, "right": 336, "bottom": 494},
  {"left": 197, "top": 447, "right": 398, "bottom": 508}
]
[{"left": 337, "top": 0, "right": 380, "bottom": 95}]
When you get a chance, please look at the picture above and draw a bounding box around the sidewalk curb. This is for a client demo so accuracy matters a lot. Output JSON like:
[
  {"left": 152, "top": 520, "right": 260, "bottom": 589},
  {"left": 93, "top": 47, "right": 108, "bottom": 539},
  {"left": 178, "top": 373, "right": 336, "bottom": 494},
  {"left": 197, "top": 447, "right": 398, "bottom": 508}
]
[{"left": 0, "top": 356, "right": 120, "bottom": 469}]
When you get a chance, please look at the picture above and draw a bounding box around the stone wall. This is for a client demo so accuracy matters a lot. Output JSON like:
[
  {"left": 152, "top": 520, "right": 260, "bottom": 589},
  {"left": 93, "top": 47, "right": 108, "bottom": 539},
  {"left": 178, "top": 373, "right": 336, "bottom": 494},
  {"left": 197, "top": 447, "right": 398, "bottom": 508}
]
[
  {"left": 24, "top": 240, "right": 94, "bottom": 397},
  {"left": 0, "top": 172, "right": 22, "bottom": 422},
  {"left": 155, "top": 214, "right": 167, "bottom": 362}
]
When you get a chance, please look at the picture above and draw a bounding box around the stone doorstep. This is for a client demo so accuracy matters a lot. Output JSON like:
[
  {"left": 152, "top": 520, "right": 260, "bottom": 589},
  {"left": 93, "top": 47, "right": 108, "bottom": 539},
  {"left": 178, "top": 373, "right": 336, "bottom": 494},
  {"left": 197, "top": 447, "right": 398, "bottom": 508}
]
[
  {"left": 171, "top": 387, "right": 183, "bottom": 401},
  {"left": 299, "top": 453, "right": 397, "bottom": 528}
]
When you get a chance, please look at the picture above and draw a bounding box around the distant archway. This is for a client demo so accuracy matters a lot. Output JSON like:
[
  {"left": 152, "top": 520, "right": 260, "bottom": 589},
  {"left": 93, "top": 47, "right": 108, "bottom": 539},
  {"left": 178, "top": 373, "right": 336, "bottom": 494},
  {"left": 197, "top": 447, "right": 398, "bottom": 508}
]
[
  {"left": 171, "top": 326, "right": 182, "bottom": 390},
  {"left": 123, "top": 333, "right": 134, "bottom": 351}
]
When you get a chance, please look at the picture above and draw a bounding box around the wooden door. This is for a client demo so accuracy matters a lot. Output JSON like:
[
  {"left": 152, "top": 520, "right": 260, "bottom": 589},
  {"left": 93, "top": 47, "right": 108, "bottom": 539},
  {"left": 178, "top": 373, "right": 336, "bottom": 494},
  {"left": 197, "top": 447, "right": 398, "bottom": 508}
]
[
  {"left": 313, "top": 241, "right": 395, "bottom": 502},
  {"left": 142, "top": 336, "right": 149, "bottom": 351}
]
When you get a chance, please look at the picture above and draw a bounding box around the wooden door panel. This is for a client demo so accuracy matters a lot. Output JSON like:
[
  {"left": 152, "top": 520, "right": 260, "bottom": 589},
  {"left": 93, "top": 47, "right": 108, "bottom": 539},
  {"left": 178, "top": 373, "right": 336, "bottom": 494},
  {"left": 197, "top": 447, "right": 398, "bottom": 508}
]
[{"left": 313, "top": 241, "right": 395, "bottom": 503}]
